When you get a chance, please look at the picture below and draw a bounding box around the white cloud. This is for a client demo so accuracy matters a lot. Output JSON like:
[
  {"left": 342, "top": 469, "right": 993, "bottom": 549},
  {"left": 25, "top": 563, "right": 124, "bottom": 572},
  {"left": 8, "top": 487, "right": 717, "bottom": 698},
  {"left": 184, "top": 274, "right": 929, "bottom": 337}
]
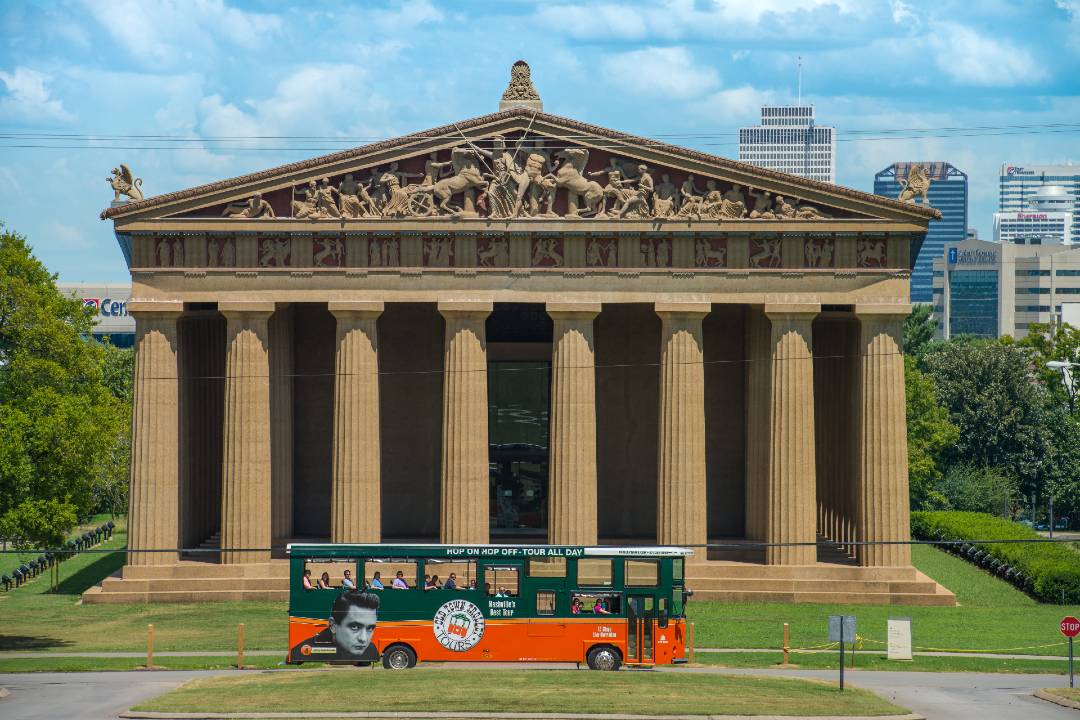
[
  {"left": 601, "top": 47, "right": 719, "bottom": 100},
  {"left": 692, "top": 85, "right": 778, "bottom": 125},
  {"left": 535, "top": 0, "right": 862, "bottom": 40},
  {"left": 0, "top": 67, "right": 74, "bottom": 123},
  {"left": 930, "top": 23, "right": 1046, "bottom": 86},
  {"left": 80, "top": 0, "right": 283, "bottom": 68},
  {"left": 197, "top": 64, "right": 393, "bottom": 141},
  {"left": 888, "top": 0, "right": 919, "bottom": 24},
  {"left": 368, "top": 0, "right": 445, "bottom": 31}
]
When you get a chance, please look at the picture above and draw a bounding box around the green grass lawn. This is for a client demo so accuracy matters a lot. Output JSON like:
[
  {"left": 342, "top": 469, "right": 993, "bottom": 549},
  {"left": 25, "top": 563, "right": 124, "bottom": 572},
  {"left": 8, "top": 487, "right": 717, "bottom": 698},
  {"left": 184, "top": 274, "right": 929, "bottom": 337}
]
[
  {"left": 1, "top": 536, "right": 1076, "bottom": 670},
  {"left": 689, "top": 545, "right": 1077, "bottom": 657},
  {"left": 0, "top": 513, "right": 120, "bottom": 579},
  {"left": 697, "top": 651, "right": 1067, "bottom": 674},
  {"left": 1043, "top": 687, "right": 1080, "bottom": 701},
  {"left": 133, "top": 669, "right": 906, "bottom": 717}
]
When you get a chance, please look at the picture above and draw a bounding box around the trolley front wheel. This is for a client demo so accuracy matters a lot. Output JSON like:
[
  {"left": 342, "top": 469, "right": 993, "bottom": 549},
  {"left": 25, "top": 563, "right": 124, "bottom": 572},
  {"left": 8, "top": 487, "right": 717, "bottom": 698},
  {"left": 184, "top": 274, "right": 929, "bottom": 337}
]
[{"left": 382, "top": 644, "right": 417, "bottom": 670}]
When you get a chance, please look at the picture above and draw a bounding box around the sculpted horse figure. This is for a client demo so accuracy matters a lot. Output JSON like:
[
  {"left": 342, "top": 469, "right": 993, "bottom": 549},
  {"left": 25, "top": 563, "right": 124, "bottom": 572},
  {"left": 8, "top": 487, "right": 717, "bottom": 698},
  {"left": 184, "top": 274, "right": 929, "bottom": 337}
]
[
  {"left": 429, "top": 147, "right": 488, "bottom": 215},
  {"left": 553, "top": 148, "right": 604, "bottom": 217}
]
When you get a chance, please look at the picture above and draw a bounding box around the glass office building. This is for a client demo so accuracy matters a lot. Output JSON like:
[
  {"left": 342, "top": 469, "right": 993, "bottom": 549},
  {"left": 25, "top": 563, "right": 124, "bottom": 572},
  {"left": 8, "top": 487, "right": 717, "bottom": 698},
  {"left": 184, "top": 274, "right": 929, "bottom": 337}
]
[
  {"left": 874, "top": 162, "right": 967, "bottom": 303},
  {"left": 947, "top": 268, "right": 998, "bottom": 337},
  {"left": 1000, "top": 164, "right": 1080, "bottom": 242}
]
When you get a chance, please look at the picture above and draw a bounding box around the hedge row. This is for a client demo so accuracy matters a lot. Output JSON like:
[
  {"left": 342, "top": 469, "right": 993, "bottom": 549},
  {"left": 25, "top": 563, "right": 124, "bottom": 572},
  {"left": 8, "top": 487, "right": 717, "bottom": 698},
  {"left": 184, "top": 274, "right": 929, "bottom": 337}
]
[{"left": 911, "top": 511, "right": 1080, "bottom": 603}]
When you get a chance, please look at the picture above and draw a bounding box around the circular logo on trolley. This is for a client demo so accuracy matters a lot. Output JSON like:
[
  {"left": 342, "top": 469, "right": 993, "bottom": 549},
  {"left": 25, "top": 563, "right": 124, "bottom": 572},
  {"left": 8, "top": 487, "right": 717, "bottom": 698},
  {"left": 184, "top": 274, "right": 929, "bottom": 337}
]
[{"left": 433, "top": 599, "right": 485, "bottom": 651}]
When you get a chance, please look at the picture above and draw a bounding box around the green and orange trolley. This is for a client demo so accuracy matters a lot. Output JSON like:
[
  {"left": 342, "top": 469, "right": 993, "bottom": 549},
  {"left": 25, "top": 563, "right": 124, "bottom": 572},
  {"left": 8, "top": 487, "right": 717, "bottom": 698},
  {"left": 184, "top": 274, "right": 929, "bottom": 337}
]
[{"left": 287, "top": 543, "right": 692, "bottom": 670}]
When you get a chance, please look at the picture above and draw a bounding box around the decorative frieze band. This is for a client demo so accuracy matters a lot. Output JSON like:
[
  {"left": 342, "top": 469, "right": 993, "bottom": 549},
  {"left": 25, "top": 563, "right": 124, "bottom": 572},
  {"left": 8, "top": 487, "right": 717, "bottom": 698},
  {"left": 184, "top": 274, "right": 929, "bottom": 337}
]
[{"left": 132, "top": 232, "right": 909, "bottom": 272}]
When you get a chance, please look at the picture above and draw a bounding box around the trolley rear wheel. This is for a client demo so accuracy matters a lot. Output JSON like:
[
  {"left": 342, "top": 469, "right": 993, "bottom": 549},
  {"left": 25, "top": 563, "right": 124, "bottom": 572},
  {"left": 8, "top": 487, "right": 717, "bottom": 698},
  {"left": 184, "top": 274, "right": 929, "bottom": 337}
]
[{"left": 586, "top": 645, "right": 621, "bottom": 671}]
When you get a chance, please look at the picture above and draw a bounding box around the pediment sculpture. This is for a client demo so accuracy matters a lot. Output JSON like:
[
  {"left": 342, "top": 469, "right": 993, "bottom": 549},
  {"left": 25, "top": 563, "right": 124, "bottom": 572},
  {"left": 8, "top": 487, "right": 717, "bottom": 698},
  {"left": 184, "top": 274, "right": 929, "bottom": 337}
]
[
  {"left": 215, "top": 136, "right": 842, "bottom": 223},
  {"left": 107, "top": 164, "right": 144, "bottom": 202}
]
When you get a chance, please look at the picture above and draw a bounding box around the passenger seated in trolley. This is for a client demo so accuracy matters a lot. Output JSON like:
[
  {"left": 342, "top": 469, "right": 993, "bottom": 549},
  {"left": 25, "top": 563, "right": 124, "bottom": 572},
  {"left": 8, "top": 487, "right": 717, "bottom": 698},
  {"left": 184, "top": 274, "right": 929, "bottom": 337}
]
[
  {"left": 369, "top": 571, "right": 384, "bottom": 590},
  {"left": 301, "top": 568, "right": 313, "bottom": 591},
  {"left": 391, "top": 570, "right": 409, "bottom": 589},
  {"left": 318, "top": 571, "right": 332, "bottom": 589}
]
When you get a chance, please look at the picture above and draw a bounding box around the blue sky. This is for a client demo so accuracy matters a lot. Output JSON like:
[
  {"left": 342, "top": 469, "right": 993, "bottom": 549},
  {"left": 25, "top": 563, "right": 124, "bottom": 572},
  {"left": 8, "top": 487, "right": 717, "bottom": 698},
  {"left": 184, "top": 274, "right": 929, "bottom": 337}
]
[{"left": 1, "top": 0, "right": 1078, "bottom": 282}]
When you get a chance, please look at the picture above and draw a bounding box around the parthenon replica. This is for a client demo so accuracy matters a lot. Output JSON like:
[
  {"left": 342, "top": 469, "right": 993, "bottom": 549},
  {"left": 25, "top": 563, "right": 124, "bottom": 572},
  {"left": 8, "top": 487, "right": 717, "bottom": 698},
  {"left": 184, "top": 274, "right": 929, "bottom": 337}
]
[{"left": 88, "top": 62, "right": 954, "bottom": 605}]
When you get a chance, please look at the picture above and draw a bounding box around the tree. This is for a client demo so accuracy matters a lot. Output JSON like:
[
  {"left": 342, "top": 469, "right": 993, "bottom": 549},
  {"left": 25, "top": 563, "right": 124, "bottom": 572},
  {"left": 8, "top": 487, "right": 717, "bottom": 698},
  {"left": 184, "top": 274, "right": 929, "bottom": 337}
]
[
  {"left": 1013, "top": 321, "right": 1080, "bottom": 409},
  {"left": 936, "top": 464, "right": 1016, "bottom": 514},
  {"left": 0, "top": 224, "right": 130, "bottom": 546},
  {"left": 904, "top": 356, "right": 959, "bottom": 509},
  {"left": 921, "top": 339, "right": 1052, "bottom": 504},
  {"left": 903, "top": 303, "right": 938, "bottom": 363}
]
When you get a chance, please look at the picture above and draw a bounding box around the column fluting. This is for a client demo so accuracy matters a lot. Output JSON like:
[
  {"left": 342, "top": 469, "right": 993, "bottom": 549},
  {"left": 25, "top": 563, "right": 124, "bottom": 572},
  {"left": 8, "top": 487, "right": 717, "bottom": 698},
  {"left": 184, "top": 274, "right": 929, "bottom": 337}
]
[
  {"left": 656, "top": 302, "right": 711, "bottom": 546},
  {"left": 329, "top": 301, "right": 384, "bottom": 544},
  {"left": 856, "top": 306, "right": 912, "bottom": 567},
  {"left": 764, "top": 304, "right": 820, "bottom": 565},
  {"left": 126, "top": 302, "right": 183, "bottom": 566},
  {"left": 269, "top": 306, "right": 294, "bottom": 545},
  {"left": 438, "top": 301, "right": 492, "bottom": 544},
  {"left": 547, "top": 302, "right": 601, "bottom": 545},
  {"left": 220, "top": 302, "right": 274, "bottom": 564}
]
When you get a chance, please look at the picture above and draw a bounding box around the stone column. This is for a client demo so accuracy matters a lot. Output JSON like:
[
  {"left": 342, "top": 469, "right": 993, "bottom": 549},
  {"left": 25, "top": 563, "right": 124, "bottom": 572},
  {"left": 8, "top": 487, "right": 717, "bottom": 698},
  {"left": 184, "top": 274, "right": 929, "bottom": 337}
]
[
  {"left": 744, "top": 307, "right": 771, "bottom": 542},
  {"left": 856, "top": 305, "right": 912, "bottom": 567},
  {"left": 547, "top": 302, "right": 601, "bottom": 545},
  {"left": 220, "top": 302, "right": 274, "bottom": 564},
  {"left": 438, "top": 301, "right": 492, "bottom": 544},
  {"left": 764, "top": 304, "right": 820, "bottom": 565},
  {"left": 127, "top": 302, "right": 184, "bottom": 566},
  {"left": 328, "top": 301, "right": 384, "bottom": 544},
  {"left": 269, "top": 306, "right": 294, "bottom": 546},
  {"left": 656, "top": 302, "right": 711, "bottom": 546}
]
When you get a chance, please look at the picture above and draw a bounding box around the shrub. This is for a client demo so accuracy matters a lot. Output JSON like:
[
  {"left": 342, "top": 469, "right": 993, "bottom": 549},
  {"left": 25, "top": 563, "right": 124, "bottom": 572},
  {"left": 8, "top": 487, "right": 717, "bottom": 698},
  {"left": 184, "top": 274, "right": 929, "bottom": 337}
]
[{"left": 912, "top": 510, "right": 1080, "bottom": 603}]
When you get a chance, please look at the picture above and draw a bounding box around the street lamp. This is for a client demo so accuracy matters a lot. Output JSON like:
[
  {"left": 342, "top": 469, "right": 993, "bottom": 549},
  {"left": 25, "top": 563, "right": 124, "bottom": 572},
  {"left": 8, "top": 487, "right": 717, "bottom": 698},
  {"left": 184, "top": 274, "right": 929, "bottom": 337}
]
[
  {"left": 1047, "top": 360, "right": 1077, "bottom": 412},
  {"left": 1043, "top": 360, "right": 1077, "bottom": 538}
]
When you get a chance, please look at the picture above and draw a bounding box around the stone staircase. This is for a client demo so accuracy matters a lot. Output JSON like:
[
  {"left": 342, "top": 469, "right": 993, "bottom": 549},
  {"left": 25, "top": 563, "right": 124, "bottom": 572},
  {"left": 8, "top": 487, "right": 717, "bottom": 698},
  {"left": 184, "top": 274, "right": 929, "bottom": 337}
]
[
  {"left": 82, "top": 560, "right": 291, "bottom": 604},
  {"left": 685, "top": 556, "right": 955, "bottom": 606}
]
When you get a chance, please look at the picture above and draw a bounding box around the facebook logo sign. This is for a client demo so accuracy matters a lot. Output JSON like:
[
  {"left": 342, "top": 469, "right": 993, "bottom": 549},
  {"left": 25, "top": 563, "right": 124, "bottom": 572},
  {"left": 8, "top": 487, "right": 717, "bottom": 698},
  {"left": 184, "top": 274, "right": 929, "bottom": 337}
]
[{"left": 948, "top": 248, "right": 957, "bottom": 264}]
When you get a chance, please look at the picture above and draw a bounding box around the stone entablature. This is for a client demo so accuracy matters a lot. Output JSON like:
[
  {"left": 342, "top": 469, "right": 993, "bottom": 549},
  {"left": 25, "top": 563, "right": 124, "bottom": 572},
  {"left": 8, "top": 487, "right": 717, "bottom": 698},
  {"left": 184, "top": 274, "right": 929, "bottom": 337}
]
[{"left": 129, "top": 231, "right": 909, "bottom": 272}]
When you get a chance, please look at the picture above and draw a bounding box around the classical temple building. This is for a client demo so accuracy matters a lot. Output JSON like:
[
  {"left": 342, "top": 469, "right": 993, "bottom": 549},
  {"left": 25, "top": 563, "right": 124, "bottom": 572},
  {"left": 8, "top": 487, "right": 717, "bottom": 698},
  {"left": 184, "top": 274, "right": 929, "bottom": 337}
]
[{"left": 87, "top": 63, "right": 955, "bottom": 604}]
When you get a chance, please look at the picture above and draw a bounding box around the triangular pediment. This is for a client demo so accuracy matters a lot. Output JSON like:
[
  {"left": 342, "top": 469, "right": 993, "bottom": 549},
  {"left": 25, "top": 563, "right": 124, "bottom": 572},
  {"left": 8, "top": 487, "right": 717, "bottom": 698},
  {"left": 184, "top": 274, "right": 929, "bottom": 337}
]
[{"left": 101, "top": 108, "right": 940, "bottom": 227}]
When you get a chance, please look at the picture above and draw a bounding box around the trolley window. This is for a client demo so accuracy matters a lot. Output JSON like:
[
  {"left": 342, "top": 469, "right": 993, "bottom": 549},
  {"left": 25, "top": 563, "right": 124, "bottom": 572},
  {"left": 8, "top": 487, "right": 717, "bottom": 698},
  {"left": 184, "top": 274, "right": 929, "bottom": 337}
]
[
  {"left": 364, "top": 558, "right": 417, "bottom": 590},
  {"left": 625, "top": 559, "right": 658, "bottom": 586},
  {"left": 571, "top": 591, "right": 621, "bottom": 615},
  {"left": 536, "top": 591, "right": 556, "bottom": 615},
  {"left": 302, "top": 559, "right": 357, "bottom": 591},
  {"left": 673, "top": 558, "right": 684, "bottom": 583},
  {"left": 527, "top": 556, "right": 566, "bottom": 578},
  {"left": 484, "top": 564, "right": 519, "bottom": 597},
  {"left": 577, "top": 558, "right": 613, "bottom": 586},
  {"left": 422, "top": 559, "right": 477, "bottom": 590}
]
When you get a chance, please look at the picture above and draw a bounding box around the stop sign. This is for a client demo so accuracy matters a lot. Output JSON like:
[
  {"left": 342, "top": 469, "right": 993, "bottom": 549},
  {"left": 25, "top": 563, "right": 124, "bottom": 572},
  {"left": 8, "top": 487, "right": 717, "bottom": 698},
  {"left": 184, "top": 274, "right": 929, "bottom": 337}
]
[{"left": 1062, "top": 616, "right": 1080, "bottom": 638}]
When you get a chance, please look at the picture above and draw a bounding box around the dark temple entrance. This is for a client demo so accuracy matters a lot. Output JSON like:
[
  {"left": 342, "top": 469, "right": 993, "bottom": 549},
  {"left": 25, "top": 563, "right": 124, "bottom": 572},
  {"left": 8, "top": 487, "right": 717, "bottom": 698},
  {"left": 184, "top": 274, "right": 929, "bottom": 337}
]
[{"left": 487, "top": 304, "right": 553, "bottom": 540}]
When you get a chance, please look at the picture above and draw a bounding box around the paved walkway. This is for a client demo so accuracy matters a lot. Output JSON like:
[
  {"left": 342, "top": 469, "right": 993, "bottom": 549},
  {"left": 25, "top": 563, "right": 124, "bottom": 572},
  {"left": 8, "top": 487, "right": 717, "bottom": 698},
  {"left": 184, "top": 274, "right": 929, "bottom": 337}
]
[
  {"left": 1, "top": 666, "right": 1076, "bottom": 720},
  {"left": 0, "top": 648, "right": 1068, "bottom": 661}
]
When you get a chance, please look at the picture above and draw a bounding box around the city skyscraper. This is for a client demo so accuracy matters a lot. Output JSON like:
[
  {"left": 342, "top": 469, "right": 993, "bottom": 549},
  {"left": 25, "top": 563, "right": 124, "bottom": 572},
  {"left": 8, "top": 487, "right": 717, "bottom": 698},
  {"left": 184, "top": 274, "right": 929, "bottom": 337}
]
[
  {"left": 999, "top": 164, "right": 1079, "bottom": 242},
  {"left": 738, "top": 105, "right": 835, "bottom": 183},
  {"left": 874, "top": 162, "right": 968, "bottom": 303}
]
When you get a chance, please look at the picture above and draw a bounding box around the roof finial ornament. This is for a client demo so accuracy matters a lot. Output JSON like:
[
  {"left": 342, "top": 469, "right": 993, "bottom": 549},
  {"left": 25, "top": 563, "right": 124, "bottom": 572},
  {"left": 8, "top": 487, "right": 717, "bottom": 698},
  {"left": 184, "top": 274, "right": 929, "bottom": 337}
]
[{"left": 499, "top": 60, "right": 542, "bottom": 112}]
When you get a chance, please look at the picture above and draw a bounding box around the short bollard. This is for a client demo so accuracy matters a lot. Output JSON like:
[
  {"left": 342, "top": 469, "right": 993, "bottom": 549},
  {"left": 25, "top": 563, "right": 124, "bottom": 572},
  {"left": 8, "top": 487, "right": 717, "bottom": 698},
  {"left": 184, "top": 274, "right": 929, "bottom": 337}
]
[
  {"left": 782, "top": 622, "right": 791, "bottom": 666},
  {"left": 237, "top": 623, "right": 245, "bottom": 669},
  {"left": 147, "top": 623, "right": 154, "bottom": 669}
]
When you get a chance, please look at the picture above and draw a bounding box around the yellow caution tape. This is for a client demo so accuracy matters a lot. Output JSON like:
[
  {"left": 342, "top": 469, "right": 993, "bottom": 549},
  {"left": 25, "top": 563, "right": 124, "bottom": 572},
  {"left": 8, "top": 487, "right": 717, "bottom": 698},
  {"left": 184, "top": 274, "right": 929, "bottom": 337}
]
[{"left": 855, "top": 637, "right": 1068, "bottom": 653}]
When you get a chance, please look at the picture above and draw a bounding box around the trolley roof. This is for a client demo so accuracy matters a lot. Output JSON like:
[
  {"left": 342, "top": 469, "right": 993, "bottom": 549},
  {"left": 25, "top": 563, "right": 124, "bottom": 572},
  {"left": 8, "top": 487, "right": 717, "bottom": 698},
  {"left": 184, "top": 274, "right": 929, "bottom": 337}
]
[{"left": 286, "top": 543, "right": 694, "bottom": 559}]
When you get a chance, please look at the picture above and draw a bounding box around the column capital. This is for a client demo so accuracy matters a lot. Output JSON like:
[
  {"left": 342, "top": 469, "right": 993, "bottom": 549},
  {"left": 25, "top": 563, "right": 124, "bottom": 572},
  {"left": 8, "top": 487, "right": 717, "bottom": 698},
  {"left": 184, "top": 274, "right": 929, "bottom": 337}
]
[
  {"left": 854, "top": 303, "right": 912, "bottom": 319},
  {"left": 127, "top": 300, "right": 184, "bottom": 318},
  {"left": 547, "top": 302, "right": 601, "bottom": 319},
  {"left": 655, "top": 301, "right": 711, "bottom": 317},
  {"left": 328, "top": 300, "right": 384, "bottom": 319},
  {"left": 764, "top": 302, "right": 820, "bottom": 320},
  {"left": 219, "top": 301, "right": 276, "bottom": 318},
  {"left": 438, "top": 300, "right": 493, "bottom": 318}
]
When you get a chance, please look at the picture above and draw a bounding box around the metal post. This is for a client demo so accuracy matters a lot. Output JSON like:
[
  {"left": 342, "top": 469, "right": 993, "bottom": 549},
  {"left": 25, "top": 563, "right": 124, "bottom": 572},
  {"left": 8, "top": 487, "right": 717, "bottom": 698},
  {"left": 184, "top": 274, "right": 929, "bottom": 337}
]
[
  {"left": 147, "top": 624, "right": 154, "bottom": 669},
  {"left": 1070, "top": 636, "right": 1074, "bottom": 689},
  {"left": 1049, "top": 496, "right": 1054, "bottom": 539},
  {"left": 237, "top": 623, "right": 245, "bottom": 669},
  {"left": 839, "top": 623, "right": 845, "bottom": 691},
  {"left": 783, "top": 622, "right": 790, "bottom": 666}
]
